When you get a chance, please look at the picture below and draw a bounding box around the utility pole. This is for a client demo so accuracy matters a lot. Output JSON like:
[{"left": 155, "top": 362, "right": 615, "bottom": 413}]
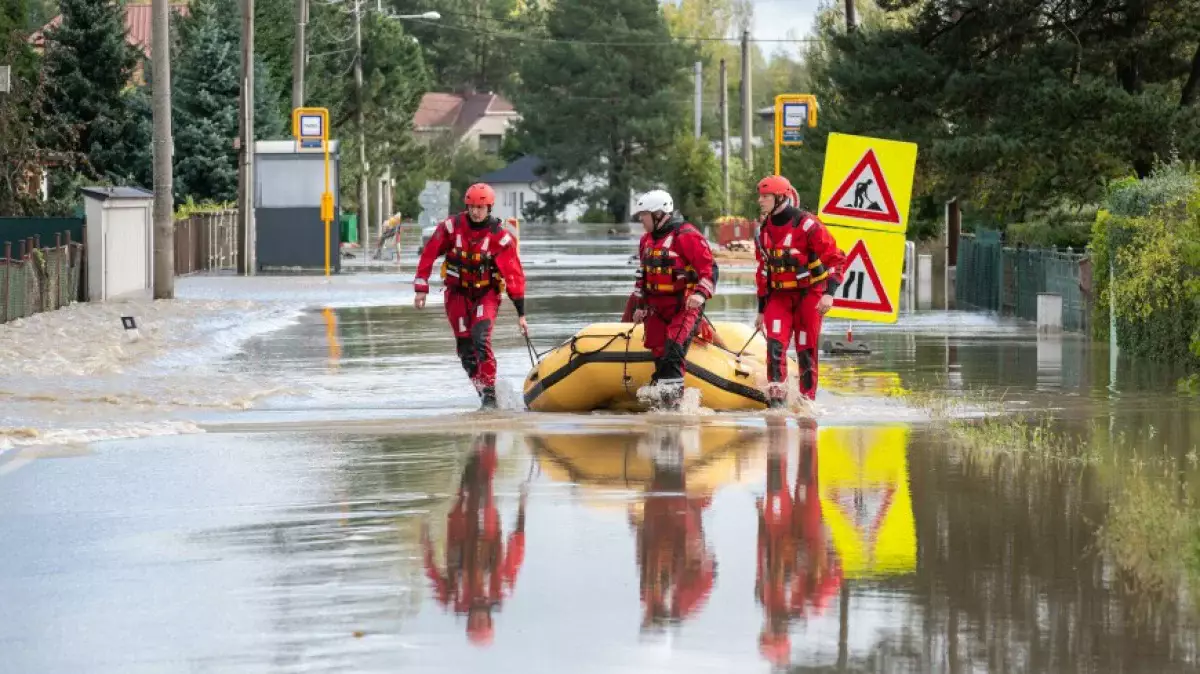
[
  {"left": 845, "top": 0, "right": 856, "bottom": 31},
  {"left": 151, "top": 0, "right": 174, "bottom": 298},
  {"left": 291, "top": 0, "right": 307, "bottom": 110},
  {"left": 719, "top": 58, "right": 730, "bottom": 213},
  {"left": 354, "top": 0, "right": 369, "bottom": 250},
  {"left": 740, "top": 29, "right": 752, "bottom": 169},
  {"left": 237, "top": 0, "right": 255, "bottom": 275},
  {"left": 693, "top": 61, "right": 702, "bottom": 139}
]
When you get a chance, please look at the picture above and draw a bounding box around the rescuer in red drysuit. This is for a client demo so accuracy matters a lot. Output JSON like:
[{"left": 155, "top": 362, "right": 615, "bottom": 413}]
[
  {"left": 754, "top": 175, "right": 847, "bottom": 406},
  {"left": 755, "top": 417, "right": 842, "bottom": 666},
  {"left": 414, "top": 183, "right": 528, "bottom": 409},
  {"left": 420, "top": 432, "right": 528, "bottom": 647},
  {"left": 628, "top": 429, "right": 716, "bottom": 628},
  {"left": 629, "top": 189, "right": 717, "bottom": 409}
]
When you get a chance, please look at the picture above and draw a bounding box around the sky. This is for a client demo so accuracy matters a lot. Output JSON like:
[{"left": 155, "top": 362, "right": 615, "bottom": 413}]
[{"left": 750, "top": 0, "right": 823, "bottom": 60}]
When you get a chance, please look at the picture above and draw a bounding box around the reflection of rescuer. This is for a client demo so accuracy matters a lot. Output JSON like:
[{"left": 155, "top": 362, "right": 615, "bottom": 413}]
[
  {"left": 756, "top": 417, "right": 842, "bottom": 667},
  {"left": 414, "top": 183, "right": 529, "bottom": 409},
  {"left": 628, "top": 428, "right": 716, "bottom": 628},
  {"left": 629, "top": 190, "right": 716, "bottom": 408},
  {"left": 421, "top": 433, "right": 528, "bottom": 647},
  {"left": 754, "top": 175, "right": 847, "bottom": 405}
]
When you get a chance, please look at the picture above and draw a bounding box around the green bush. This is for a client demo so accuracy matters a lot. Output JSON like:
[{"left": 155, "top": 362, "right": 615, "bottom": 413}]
[
  {"left": 579, "top": 206, "right": 615, "bottom": 224},
  {"left": 1089, "top": 162, "right": 1200, "bottom": 371}
]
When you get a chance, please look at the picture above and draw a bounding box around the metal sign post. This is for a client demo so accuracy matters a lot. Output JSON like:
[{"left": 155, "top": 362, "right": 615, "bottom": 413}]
[{"left": 292, "top": 106, "right": 333, "bottom": 275}]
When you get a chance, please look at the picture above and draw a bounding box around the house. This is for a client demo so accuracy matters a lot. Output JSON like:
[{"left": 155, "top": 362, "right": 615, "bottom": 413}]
[
  {"left": 29, "top": 2, "right": 190, "bottom": 84},
  {"left": 413, "top": 92, "right": 519, "bottom": 154},
  {"left": 476, "top": 155, "right": 635, "bottom": 223}
]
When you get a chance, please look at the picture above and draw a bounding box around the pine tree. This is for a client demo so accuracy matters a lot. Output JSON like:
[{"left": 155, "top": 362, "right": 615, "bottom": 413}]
[
  {"left": 171, "top": 0, "right": 285, "bottom": 203},
  {"left": 41, "top": 0, "right": 150, "bottom": 187},
  {"left": 0, "top": 30, "right": 51, "bottom": 215},
  {"left": 511, "top": 0, "right": 695, "bottom": 222}
]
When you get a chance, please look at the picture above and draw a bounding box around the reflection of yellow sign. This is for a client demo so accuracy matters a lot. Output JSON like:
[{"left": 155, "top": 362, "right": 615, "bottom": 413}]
[
  {"left": 818, "top": 133, "right": 917, "bottom": 235},
  {"left": 822, "top": 366, "right": 904, "bottom": 396},
  {"left": 817, "top": 425, "right": 915, "bottom": 578},
  {"left": 826, "top": 226, "right": 906, "bottom": 323}
]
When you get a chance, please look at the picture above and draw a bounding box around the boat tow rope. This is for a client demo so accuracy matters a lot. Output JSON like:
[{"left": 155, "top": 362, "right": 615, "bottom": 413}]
[{"left": 733, "top": 327, "right": 762, "bottom": 359}]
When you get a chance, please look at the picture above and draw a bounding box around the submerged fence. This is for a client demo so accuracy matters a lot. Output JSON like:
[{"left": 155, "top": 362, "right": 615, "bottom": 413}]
[
  {"left": 956, "top": 231, "right": 1091, "bottom": 332},
  {"left": 175, "top": 210, "right": 238, "bottom": 275},
  {"left": 1, "top": 235, "right": 85, "bottom": 324}
]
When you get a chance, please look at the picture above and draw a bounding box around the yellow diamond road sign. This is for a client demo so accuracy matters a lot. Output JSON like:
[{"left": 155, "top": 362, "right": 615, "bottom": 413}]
[
  {"left": 826, "top": 225, "right": 906, "bottom": 324},
  {"left": 818, "top": 133, "right": 918, "bottom": 235}
]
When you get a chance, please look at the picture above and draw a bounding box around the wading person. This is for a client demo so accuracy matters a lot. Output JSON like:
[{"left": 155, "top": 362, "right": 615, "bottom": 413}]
[
  {"left": 629, "top": 189, "right": 716, "bottom": 409},
  {"left": 414, "top": 183, "right": 528, "bottom": 409},
  {"left": 753, "top": 175, "right": 846, "bottom": 406}
]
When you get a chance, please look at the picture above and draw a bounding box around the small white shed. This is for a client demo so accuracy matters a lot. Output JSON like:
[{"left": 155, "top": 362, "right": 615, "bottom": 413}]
[{"left": 81, "top": 186, "right": 155, "bottom": 302}]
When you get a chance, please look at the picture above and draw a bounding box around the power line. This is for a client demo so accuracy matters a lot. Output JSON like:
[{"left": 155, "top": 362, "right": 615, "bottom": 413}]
[{"left": 408, "top": 16, "right": 818, "bottom": 45}]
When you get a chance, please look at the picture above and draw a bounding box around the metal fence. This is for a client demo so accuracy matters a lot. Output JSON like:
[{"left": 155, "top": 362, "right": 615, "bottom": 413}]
[
  {"left": 957, "top": 232, "right": 1090, "bottom": 332},
  {"left": 1, "top": 238, "right": 85, "bottom": 324},
  {"left": 175, "top": 210, "right": 238, "bottom": 275}
]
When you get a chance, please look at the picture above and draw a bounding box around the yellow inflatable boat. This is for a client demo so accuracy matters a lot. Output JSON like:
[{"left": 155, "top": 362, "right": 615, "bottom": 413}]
[{"left": 522, "top": 321, "right": 796, "bottom": 412}]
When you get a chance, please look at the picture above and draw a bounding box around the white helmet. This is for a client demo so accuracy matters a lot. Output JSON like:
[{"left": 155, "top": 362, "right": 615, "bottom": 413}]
[{"left": 633, "top": 189, "right": 674, "bottom": 217}]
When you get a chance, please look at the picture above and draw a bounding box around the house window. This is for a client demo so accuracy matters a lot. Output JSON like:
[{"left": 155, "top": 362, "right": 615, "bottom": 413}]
[{"left": 479, "top": 134, "right": 502, "bottom": 154}]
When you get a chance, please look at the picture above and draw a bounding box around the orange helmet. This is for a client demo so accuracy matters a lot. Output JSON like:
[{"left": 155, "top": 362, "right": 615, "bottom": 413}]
[
  {"left": 757, "top": 175, "right": 793, "bottom": 196},
  {"left": 464, "top": 183, "right": 496, "bottom": 207}
]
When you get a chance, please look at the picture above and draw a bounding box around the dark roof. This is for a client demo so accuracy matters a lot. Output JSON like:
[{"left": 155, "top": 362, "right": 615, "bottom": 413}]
[
  {"left": 477, "top": 155, "right": 543, "bottom": 185},
  {"left": 80, "top": 186, "right": 154, "bottom": 201}
]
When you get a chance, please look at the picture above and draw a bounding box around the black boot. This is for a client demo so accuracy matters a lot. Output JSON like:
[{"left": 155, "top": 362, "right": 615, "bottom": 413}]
[{"left": 479, "top": 387, "right": 498, "bottom": 410}]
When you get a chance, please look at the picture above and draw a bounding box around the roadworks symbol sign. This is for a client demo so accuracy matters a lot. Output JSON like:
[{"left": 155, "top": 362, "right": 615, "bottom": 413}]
[
  {"left": 833, "top": 239, "right": 892, "bottom": 314},
  {"left": 821, "top": 149, "right": 900, "bottom": 225}
]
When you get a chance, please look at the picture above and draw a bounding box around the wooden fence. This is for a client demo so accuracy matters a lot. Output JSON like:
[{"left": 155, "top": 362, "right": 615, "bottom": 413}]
[{"left": 175, "top": 210, "right": 238, "bottom": 275}]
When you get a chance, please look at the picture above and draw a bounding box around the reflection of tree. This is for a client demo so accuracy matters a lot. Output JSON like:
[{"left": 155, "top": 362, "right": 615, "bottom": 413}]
[{"left": 885, "top": 438, "right": 1200, "bottom": 672}]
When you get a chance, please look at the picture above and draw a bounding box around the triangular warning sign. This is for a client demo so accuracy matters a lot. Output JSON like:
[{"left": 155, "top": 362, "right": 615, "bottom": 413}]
[
  {"left": 833, "top": 240, "right": 893, "bottom": 313},
  {"left": 821, "top": 149, "right": 901, "bottom": 224},
  {"left": 826, "top": 486, "right": 895, "bottom": 539}
]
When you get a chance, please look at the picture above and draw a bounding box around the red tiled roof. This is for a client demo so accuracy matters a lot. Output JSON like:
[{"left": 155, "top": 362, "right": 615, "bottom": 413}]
[
  {"left": 414, "top": 92, "right": 518, "bottom": 132},
  {"left": 29, "top": 3, "right": 190, "bottom": 57}
]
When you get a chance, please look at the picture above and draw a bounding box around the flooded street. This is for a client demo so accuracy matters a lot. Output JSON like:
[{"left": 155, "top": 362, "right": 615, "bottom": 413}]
[{"left": 2, "top": 223, "right": 1199, "bottom": 672}]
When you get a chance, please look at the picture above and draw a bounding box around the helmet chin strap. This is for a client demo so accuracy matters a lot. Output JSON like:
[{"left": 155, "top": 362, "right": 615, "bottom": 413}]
[{"left": 653, "top": 211, "right": 672, "bottom": 231}]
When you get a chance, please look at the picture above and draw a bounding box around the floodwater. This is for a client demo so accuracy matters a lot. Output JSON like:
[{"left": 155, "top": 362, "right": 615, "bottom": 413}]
[{"left": 2, "top": 222, "right": 1200, "bottom": 672}]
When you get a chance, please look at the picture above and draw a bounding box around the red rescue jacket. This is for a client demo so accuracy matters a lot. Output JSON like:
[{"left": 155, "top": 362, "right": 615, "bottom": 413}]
[
  {"left": 635, "top": 215, "right": 716, "bottom": 303},
  {"left": 755, "top": 206, "right": 846, "bottom": 300},
  {"left": 415, "top": 213, "right": 526, "bottom": 304}
]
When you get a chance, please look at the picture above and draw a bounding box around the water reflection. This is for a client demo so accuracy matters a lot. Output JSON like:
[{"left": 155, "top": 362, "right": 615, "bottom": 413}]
[
  {"left": 420, "top": 433, "right": 528, "bottom": 647},
  {"left": 757, "top": 417, "right": 841, "bottom": 666},
  {"left": 629, "top": 428, "right": 717, "bottom": 629}
]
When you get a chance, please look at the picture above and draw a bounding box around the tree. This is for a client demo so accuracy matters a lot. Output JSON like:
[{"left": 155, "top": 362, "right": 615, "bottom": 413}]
[
  {"left": 0, "top": 31, "right": 54, "bottom": 215},
  {"left": 512, "top": 0, "right": 695, "bottom": 222},
  {"left": 661, "top": 132, "right": 724, "bottom": 222},
  {"left": 305, "top": 3, "right": 430, "bottom": 212},
  {"left": 388, "top": 0, "right": 545, "bottom": 95},
  {"left": 171, "top": 0, "right": 285, "bottom": 203},
  {"left": 802, "top": 0, "right": 1200, "bottom": 222},
  {"left": 40, "top": 0, "right": 150, "bottom": 190}
]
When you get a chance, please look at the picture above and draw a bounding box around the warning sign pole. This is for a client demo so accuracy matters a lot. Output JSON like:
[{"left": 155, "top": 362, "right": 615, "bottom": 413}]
[{"left": 772, "top": 94, "right": 818, "bottom": 175}]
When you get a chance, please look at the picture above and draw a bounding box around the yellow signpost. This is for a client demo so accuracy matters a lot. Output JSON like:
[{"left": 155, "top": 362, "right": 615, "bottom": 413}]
[
  {"left": 292, "top": 106, "right": 333, "bottom": 276},
  {"left": 812, "top": 132, "right": 919, "bottom": 324},
  {"left": 772, "top": 93, "right": 818, "bottom": 176},
  {"left": 817, "top": 424, "right": 916, "bottom": 578}
]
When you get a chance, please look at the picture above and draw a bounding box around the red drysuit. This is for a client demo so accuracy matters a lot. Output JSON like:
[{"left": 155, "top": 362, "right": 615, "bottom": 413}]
[
  {"left": 415, "top": 213, "right": 527, "bottom": 397},
  {"left": 755, "top": 206, "right": 846, "bottom": 401},
  {"left": 632, "top": 215, "right": 716, "bottom": 388}
]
